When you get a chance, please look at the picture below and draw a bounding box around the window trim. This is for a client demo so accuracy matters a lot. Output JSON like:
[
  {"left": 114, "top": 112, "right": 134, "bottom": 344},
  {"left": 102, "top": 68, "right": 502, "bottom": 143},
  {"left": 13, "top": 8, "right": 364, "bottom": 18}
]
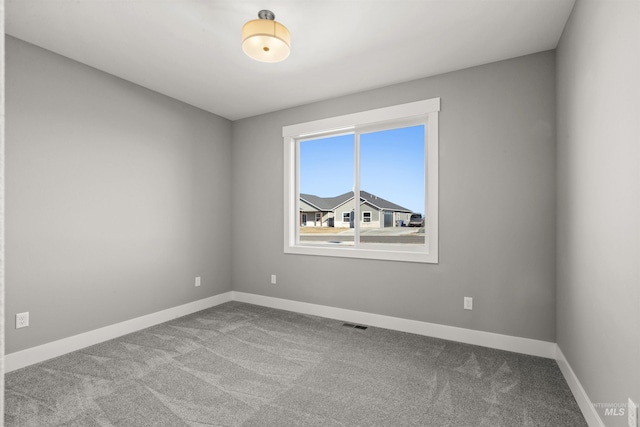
[{"left": 283, "top": 98, "right": 440, "bottom": 264}]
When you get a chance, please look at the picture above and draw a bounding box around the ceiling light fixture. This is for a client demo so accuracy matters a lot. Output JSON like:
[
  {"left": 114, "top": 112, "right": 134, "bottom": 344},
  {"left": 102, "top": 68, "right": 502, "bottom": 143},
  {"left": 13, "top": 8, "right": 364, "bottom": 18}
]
[{"left": 242, "top": 10, "right": 290, "bottom": 63}]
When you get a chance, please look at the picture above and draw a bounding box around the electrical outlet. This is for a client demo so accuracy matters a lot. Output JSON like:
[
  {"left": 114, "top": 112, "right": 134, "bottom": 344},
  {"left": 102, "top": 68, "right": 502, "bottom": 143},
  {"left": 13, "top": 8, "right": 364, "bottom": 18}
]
[
  {"left": 16, "top": 312, "right": 29, "bottom": 329},
  {"left": 271, "top": 274, "right": 277, "bottom": 285},
  {"left": 195, "top": 276, "right": 201, "bottom": 287},
  {"left": 464, "top": 297, "right": 473, "bottom": 310},
  {"left": 629, "top": 398, "right": 638, "bottom": 427}
]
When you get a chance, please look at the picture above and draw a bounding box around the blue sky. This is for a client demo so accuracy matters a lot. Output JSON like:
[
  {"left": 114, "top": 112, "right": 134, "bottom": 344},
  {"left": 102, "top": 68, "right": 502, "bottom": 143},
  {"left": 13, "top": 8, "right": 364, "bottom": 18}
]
[{"left": 299, "top": 125, "right": 425, "bottom": 213}]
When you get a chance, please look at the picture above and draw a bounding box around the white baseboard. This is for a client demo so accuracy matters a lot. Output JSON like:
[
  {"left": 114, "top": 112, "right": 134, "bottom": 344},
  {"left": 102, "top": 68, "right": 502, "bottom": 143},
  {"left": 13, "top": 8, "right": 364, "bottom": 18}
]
[
  {"left": 4, "top": 292, "right": 233, "bottom": 372},
  {"left": 556, "top": 346, "right": 604, "bottom": 427},
  {"left": 231, "top": 291, "right": 557, "bottom": 359}
]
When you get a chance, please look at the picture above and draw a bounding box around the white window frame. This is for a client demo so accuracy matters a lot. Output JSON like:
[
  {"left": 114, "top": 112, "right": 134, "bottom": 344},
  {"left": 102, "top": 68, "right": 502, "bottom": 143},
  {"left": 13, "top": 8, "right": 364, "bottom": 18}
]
[
  {"left": 283, "top": 98, "right": 439, "bottom": 263},
  {"left": 362, "top": 211, "right": 372, "bottom": 223},
  {"left": 342, "top": 212, "right": 350, "bottom": 222}
]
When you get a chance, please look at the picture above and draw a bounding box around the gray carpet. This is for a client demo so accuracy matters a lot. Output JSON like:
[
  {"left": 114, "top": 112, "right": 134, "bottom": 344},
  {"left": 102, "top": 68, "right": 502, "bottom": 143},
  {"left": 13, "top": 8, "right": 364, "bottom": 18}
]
[{"left": 5, "top": 301, "right": 587, "bottom": 426}]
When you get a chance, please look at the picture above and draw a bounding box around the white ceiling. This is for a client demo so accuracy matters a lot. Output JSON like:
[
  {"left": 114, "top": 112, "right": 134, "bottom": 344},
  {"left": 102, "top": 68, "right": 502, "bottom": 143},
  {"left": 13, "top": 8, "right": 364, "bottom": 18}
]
[{"left": 6, "top": 0, "right": 575, "bottom": 121}]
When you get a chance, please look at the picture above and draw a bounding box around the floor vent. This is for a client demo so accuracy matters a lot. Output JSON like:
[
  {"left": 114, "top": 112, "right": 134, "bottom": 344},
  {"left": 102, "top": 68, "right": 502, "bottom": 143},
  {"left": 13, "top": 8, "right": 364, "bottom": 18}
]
[{"left": 343, "top": 323, "right": 368, "bottom": 330}]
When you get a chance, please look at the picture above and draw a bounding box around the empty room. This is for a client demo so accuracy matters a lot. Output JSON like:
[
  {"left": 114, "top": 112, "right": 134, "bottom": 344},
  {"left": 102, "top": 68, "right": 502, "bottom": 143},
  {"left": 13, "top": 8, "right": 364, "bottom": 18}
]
[{"left": 1, "top": 0, "right": 638, "bottom": 426}]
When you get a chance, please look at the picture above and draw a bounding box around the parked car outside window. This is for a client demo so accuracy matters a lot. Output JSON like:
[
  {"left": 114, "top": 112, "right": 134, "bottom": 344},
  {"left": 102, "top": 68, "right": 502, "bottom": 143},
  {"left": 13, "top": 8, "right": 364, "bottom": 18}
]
[{"left": 409, "top": 213, "right": 424, "bottom": 227}]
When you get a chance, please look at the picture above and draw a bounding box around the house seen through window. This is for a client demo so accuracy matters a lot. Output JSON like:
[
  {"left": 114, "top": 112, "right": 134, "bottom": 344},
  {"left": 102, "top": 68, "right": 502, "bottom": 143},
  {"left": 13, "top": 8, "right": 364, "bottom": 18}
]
[
  {"left": 283, "top": 98, "right": 439, "bottom": 263},
  {"left": 298, "top": 125, "right": 424, "bottom": 245}
]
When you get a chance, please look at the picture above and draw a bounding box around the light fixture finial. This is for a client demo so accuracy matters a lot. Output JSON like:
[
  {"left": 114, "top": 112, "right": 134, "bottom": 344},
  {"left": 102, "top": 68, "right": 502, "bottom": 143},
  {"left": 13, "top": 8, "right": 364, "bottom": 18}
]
[{"left": 257, "top": 10, "right": 275, "bottom": 20}]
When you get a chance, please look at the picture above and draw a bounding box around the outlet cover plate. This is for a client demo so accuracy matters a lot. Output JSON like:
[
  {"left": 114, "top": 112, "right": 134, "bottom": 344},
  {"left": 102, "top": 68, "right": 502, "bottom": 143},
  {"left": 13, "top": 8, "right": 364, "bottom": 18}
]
[
  {"left": 195, "top": 277, "right": 201, "bottom": 287},
  {"left": 464, "top": 297, "right": 473, "bottom": 310},
  {"left": 16, "top": 312, "right": 29, "bottom": 329}
]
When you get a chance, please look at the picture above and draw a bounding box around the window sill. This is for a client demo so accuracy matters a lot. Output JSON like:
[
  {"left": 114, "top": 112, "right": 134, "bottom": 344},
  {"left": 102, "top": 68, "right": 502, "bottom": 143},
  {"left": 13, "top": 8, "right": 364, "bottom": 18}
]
[{"left": 284, "top": 243, "right": 438, "bottom": 264}]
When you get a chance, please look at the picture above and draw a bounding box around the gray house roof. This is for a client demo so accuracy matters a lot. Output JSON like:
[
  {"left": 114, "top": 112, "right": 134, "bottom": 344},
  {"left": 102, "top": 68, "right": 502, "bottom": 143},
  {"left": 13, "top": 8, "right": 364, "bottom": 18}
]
[
  {"left": 358, "top": 190, "right": 412, "bottom": 213},
  {"left": 300, "top": 191, "right": 412, "bottom": 213},
  {"left": 300, "top": 192, "right": 349, "bottom": 211}
]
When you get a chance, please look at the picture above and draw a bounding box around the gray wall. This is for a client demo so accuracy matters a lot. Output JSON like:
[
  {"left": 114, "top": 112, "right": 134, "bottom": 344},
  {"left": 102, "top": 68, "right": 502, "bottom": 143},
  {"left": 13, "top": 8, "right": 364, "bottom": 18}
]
[
  {"left": 5, "top": 36, "right": 233, "bottom": 354},
  {"left": 1, "top": 8, "right": 5, "bottom": 418},
  {"left": 556, "top": 0, "right": 640, "bottom": 424},
  {"left": 232, "top": 51, "right": 557, "bottom": 342}
]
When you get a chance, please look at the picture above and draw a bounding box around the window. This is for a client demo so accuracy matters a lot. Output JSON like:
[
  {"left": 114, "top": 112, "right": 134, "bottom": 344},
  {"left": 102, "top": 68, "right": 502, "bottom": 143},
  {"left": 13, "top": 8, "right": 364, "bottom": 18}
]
[{"left": 283, "top": 98, "right": 439, "bottom": 263}]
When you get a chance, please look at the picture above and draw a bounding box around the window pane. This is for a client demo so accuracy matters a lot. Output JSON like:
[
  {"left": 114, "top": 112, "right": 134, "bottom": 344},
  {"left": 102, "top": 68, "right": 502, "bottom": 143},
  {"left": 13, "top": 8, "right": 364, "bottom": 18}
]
[
  {"left": 359, "top": 125, "right": 425, "bottom": 245},
  {"left": 299, "top": 134, "right": 355, "bottom": 245}
]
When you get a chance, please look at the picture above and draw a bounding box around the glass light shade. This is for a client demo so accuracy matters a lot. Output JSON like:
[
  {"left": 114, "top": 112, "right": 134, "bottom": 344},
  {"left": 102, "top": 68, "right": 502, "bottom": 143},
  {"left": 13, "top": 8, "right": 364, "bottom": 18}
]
[{"left": 242, "top": 18, "right": 291, "bottom": 63}]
